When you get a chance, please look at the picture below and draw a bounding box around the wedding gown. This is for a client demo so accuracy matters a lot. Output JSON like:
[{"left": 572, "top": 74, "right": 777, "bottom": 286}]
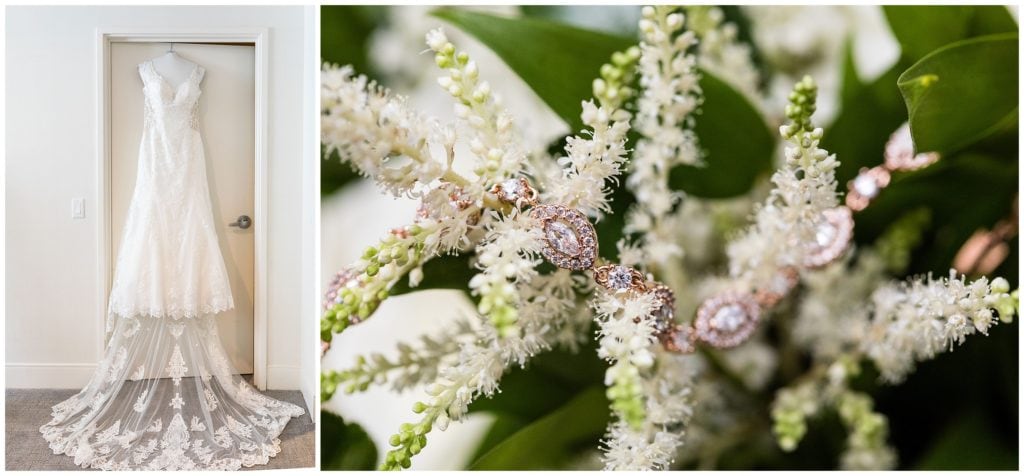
[{"left": 40, "top": 59, "right": 304, "bottom": 470}]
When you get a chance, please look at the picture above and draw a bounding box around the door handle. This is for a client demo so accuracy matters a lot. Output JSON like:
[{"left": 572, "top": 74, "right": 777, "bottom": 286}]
[{"left": 228, "top": 215, "right": 252, "bottom": 229}]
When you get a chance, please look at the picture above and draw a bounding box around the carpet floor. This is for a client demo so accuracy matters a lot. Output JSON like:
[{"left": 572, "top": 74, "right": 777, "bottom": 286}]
[{"left": 5, "top": 387, "right": 314, "bottom": 471}]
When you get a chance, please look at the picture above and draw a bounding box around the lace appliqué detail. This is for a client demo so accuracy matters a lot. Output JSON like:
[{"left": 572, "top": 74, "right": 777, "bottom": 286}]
[
  {"left": 166, "top": 346, "right": 188, "bottom": 386},
  {"left": 203, "top": 388, "right": 219, "bottom": 411},
  {"left": 133, "top": 391, "right": 148, "bottom": 413}
]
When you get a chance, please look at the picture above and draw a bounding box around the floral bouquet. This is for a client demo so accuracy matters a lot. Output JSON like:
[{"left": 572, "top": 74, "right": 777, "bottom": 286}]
[{"left": 320, "top": 5, "right": 1018, "bottom": 471}]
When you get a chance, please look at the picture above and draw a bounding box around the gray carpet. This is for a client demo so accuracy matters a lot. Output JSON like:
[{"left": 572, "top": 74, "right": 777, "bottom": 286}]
[{"left": 6, "top": 387, "right": 314, "bottom": 471}]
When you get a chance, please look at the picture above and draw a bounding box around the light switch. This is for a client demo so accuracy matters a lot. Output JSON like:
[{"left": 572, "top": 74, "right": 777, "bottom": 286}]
[{"left": 72, "top": 198, "right": 85, "bottom": 219}]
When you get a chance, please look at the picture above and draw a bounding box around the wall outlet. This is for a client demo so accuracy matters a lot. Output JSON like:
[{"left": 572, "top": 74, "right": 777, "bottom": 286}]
[{"left": 72, "top": 197, "right": 85, "bottom": 219}]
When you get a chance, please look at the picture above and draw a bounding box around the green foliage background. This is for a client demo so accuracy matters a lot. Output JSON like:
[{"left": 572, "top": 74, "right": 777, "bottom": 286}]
[{"left": 321, "top": 5, "right": 1018, "bottom": 470}]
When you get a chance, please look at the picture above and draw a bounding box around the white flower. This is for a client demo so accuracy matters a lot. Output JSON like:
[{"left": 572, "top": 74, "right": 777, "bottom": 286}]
[
  {"left": 540, "top": 101, "right": 631, "bottom": 219},
  {"left": 595, "top": 289, "right": 695, "bottom": 470},
  {"left": 428, "top": 28, "right": 524, "bottom": 183},
  {"left": 719, "top": 337, "right": 778, "bottom": 390},
  {"left": 594, "top": 290, "right": 659, "bottom": 368},
  {"left": 602, "top": 421, "right": 682, "bottom": 471},
  {"left": 626, "top": 5, "right": 703, "bottom": 274},
  {"left": 727, "top": 78, "right": 840, "bottom": 293},
  {"left": 469, "top": 211, "right": 544, "bottom": 337},
  {"left": 320, "top": 64, "right": 448, "bottom": 197},
  {"left": 794, "top": 251, "right": 885, "bottom": 360},
  {"left": 686, "top": 6, "right": 761, "bottom": 103},
  {"left": 863, "top": 269, "right": 1012, "bottom": 383},
  {"left": 425, "top": 28, "right": 448, "bottom": 51}
]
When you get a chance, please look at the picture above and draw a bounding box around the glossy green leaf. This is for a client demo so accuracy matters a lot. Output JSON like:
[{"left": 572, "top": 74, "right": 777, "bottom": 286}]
[
  {"left": 432, "top": 7, "right": 634, "bottom": 132},
  {"left": 897, "top": 33, "right": 1018, "bottom": 154},
  {"left": 469, "top": 387, "right": 610, "bottom": 470},
  {"left": 884, "top": 5, "right": 1017, "bottom": 62},
  {"left": 668, "top": 70, "right": 776, "bottom": 198},
  {"left": 320, "top": 411, "right": 379, "bottom": 470}
]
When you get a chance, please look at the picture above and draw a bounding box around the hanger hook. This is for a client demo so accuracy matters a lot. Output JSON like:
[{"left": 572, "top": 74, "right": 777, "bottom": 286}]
[{"left": 168, "top": 42, "right": 175, "bottom": 53}]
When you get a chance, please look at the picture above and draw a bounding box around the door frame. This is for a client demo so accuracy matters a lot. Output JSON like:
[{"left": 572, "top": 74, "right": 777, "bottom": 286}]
[{"left": 95, "top": 27, "right": 271, "bottom": 389}]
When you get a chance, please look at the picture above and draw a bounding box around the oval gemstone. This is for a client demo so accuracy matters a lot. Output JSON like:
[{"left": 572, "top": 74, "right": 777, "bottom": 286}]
[
  {"left": 545, "top": 220, "right": 580, "bottom": 256},
  {"left": 694, "top": 292, "right": 761, "bottom": 349},
  {"left": 532, "top": 205, "right": 597, "bottom": 270},
  {"left": 814, "top": 220, "right": 837, "bottom": 248},
  {"left": 711, "top": 304, "right": 746, "bottom": 332}
]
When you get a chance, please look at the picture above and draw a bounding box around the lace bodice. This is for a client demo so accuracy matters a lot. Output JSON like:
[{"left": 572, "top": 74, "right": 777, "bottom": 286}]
[{"left": 140, "top": 60, "right": 204, "bottom": 131}]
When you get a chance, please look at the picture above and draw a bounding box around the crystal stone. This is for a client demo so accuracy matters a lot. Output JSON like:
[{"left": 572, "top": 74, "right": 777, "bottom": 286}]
[
  {"left": 497, "top": 178, "right": 522, "bottom": 202},
  {"left": 852, "top": 173, "right": 880, "bottom": 198},
  {"left": 607, "top": 266, "right": 633, "bottom": 289},
  {"left": 814, "top": 220, "right": 838, "bottom": 248},
  {"left": 711, "top": 304, "right": 747, "bottom": 332},
  {"left": 545, "top": 220, "right": 580, "bottom": 256}
]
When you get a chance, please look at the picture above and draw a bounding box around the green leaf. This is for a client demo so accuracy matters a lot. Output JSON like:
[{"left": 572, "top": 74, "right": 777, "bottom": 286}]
[
  {"left": 467, "top": 338, "right": 605, "bottom": 464},
  {"left": 389, "top": 253, "right": 474, "bottom": 296},
  {"left": 824, "top": 62, "right": 908, "bottom": 186},
  {"left": 320, "top": 411, "right": 379, "bottom": 470},
  {"left": 883, "top": 5, "right": 1017, "bottom": 62},
  {"left": 321, "top": 147, "right": 362, "bottom": 197},
  {"left": 839, "top": 36, "right": 863, "bottom": 106},
  {"left": 469, "top": 386, "right": 610, "bottom": 470},
  {"left": 468, "top": 413, "right": 529, "bottom": 464},
  {"left": 470, "top": 338, "right": 604, "bottom": 418},
  {"left": 321, "top": 6, "right": 387, "bottom": 76},
  {"left": 897, "top": 33, "right": 1019, "bottom": 154},
  {"left": 518, "top": 5, "right": 640, "bottom": 37},
  {"left": 432, "top": 7, "right": 634, "bottom": 132},
  {"left": 668, "top": 70, "right": 776, "bottom": 198},
  {"left": 914, "top": 411, "right": 1017, "bottom": 469}
]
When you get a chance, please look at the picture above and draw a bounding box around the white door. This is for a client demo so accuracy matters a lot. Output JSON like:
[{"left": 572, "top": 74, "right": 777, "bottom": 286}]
[{"left": 109, "top": 42, "right": 256, "bottom": 374}]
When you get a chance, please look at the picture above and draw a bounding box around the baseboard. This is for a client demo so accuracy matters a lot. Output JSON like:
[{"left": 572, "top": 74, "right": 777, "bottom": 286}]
[
  {"left": 6, "top": 363, "right": 98, "bottom": 388},
  {"left": 8, "top": 363, "right": 306, "bottom": 392},
  {"left": 301, "top": 367, "right": 316, "bottom": 422},
  {"left": 266, "top": 364, "right": 302, "bottom": 391}
]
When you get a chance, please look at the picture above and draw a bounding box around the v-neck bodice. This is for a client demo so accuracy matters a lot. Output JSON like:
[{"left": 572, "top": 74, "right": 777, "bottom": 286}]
[{"left": 139, "top": 60, "right": 205, "bottom": 130}]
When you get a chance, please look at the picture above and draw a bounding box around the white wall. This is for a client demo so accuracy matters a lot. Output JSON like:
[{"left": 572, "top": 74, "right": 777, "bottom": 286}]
[
  {"left": 300, "top": 6, "right": 320, "bottom": 423},
  {"left": 5, "top": 6, "right": 315, "bottom": 402}
]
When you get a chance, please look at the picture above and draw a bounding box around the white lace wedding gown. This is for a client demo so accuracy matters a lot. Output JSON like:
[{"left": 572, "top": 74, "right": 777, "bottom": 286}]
[{"left": 40, "top": 59, "right": 304, "bottom": 470}]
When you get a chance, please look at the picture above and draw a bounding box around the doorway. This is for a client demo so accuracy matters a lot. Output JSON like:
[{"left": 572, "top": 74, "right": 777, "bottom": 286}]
[{"left": 107, "top": 41, "right": 256, "bottom": 374}]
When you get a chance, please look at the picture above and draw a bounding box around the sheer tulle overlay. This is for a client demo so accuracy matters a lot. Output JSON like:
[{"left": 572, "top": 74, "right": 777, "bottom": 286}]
[{"left": 40, "top": 60, "right": 304, "bottom": 470}]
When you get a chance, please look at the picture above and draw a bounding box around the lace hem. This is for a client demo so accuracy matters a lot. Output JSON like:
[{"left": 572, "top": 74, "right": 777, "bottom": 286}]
[{"left": 40, "top": 405, "right": 305, "bottom": 471}]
